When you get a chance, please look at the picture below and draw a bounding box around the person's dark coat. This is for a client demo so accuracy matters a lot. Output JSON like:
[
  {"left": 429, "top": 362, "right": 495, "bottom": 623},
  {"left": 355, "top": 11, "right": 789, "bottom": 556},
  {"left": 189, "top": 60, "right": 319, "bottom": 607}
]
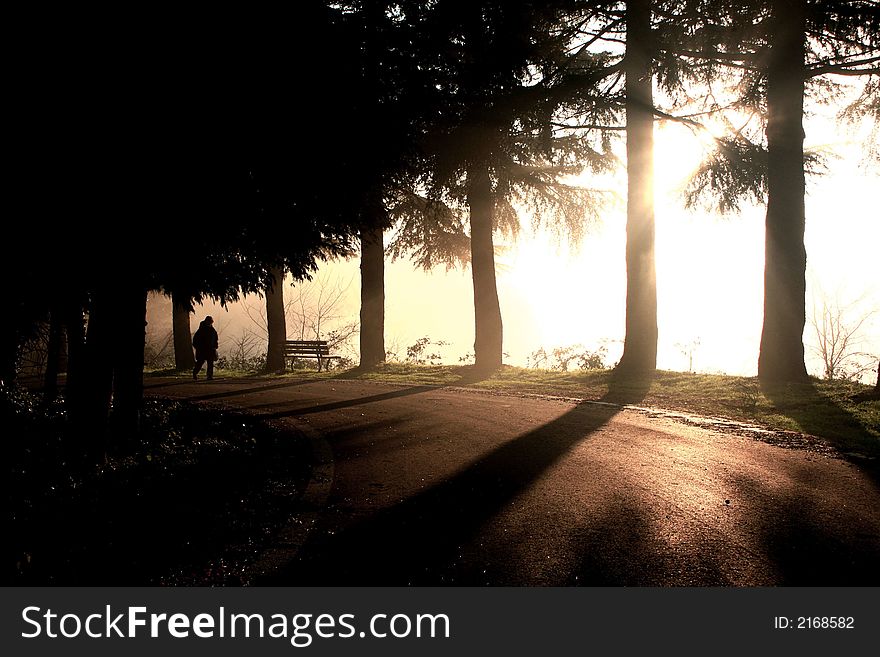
[{"left": 192, "top": 320, "right": 219, "bottom": 362}]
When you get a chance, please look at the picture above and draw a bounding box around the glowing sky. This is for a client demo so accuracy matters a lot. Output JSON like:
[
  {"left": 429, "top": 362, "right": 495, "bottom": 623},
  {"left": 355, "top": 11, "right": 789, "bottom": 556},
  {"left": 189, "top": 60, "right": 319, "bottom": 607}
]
[{"left": 159, "top": 100, "right": 878, "bottom": 382}]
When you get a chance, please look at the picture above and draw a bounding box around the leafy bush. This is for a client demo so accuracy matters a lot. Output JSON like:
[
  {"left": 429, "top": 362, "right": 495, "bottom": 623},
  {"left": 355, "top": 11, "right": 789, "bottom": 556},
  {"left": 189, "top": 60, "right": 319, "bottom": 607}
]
[
  {"left": 405, "top": 336, "right": 448, "bottom": 365},
  {"left": 9, "top": 389, "right": 311, "bottom": 584},
  {"left": 215, "top": 353, "right": 267, "bottom": 373},
  {"left": 528, "top": 344, "right": 608, "bottom": 371},
  {"left": 333, "top": 357, "right": 355, "bottom": 370}
]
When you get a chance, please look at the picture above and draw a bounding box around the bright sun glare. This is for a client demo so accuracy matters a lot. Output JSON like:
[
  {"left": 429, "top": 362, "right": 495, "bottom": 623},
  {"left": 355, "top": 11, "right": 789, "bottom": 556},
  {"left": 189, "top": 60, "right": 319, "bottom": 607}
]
[
  {"left": 502, "top": 121, "right": 766, "bottom": 374},
  {"left": 500, "top": 117, "right": 877, "bottom": 378},
  {"left": 185, "top": 109, "right": 878, "bottom": 380}
]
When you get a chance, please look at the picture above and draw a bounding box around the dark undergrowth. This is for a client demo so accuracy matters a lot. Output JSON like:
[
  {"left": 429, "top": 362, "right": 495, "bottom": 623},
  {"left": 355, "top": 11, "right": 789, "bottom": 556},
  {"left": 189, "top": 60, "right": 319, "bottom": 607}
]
[{"left": 7, "top": 387, "right": 311, "bottom": 585}]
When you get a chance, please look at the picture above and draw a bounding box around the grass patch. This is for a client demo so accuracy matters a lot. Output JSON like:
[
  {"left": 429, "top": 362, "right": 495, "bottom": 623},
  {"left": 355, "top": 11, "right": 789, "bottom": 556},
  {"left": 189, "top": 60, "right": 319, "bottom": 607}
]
[{"left": 145, "top": 363, "right": 880, "bottom": 458}]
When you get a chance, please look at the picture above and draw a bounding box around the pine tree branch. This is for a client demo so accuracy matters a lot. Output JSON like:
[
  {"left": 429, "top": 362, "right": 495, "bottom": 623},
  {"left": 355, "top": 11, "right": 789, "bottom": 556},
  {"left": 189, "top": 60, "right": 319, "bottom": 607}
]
[
  {"left": 807, "top": 31, "right": 880, "bottom": 52},
  {"left": 550, "top": 121, "right": 626, "bottom": 131},
  {"left": 574, "top": 30, "right": 627, "bottom": 46},
  {"left": 662, "top": 48, "right": 759, "bottom": 64},
  {"left": 650, "top": 105, "right": 705, "bottom": 131},
  {"left": 808, "top": 49, "right": 880, "bottom": 66},
  {"left": 808, "top": 63, "right": 880, "bottom": 77},
  {"left": 811, "top": 53, "right": 880, "bottom": 67}
]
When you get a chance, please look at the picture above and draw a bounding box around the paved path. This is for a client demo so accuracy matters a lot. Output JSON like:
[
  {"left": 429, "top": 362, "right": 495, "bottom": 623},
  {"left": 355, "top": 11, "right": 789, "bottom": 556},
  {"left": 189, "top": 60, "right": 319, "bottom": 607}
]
[{"left": 146, "top": 376, "right": 880, "bottom": 585}]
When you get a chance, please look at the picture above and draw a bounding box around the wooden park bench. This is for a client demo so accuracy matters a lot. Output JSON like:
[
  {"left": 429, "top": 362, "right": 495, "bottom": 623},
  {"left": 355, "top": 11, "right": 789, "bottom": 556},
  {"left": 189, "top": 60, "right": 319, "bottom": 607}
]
[{"left": 283, "top": 340, "right": 340, "bottom": 372}]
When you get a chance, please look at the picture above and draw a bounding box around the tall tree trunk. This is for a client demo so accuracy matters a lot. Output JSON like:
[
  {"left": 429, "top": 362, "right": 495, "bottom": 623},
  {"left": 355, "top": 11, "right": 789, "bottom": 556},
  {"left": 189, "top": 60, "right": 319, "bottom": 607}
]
[
  {"left": 110, "top": 288, "right": 148, "bottom": 448},
  {"left": 57, "top": 315, "right": 69, "bottom": 375},
  {"left": 0, "top": 310, "right": 21, "bottom": 387},
  {"left": 265, "top": 266, "right": 287, "bottom": 373},
  {"left": 172, "top": 291, "right": 195, "bottom": 371},
  {"left": 758, "top": 0, "right": 809, "bottom": 382},
  {"left": 43, "top": 308, "right": 64, "bottom": 398},
  {"left": 61, "top": 299, "right": 86, "bottom": 443},
  {"left": 60, "top": 298, "right": 90, "bottom": 468},
  {"left": 875, "top": 360, "right": 879, "bottom": 390},
  {"left": 77, "top": 287, "right": 115, "bottom": 464},
  {"left": 359, "top": 224, "right": 386, "bottom": 369},
  {"left": 69, "top": 282, "right": 147, "bottom": 463},
  {"left": 468, "top": 162, "right": 503, "bottom": 371},
  {"left": 617, "top": 0, "right": 658, "bottom": 375}
]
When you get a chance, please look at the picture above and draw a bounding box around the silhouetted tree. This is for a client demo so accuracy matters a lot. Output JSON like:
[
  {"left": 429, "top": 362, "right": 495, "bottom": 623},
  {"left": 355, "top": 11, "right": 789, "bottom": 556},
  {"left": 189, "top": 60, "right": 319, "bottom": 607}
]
[
  {"left": 389, "top": 0, "right": 617, "bottom": 370},
  {"left": 466, "top": 160, "right": 505, "bottom": 370},
  {"left": 334, "top": 1, "right": 444, "bottom": 370},
  {"left": 668, "top": 0, "right": 880, "bottom": 381},
  {"left": 171, "top": 292, "right": 195, "bottom": 371},
  {"left": 360, "top": 223, "right": 386, "bottom": 369},
  {"left": 43, "top": 309, "right": 64, "bottom": 398},
  {"left": 758, "top": 0, "right": 810, "bottom": 381},
  {"left": 7, "top": 3, "right": 382, "bottom": 463},
  {"left": 265, "top": 266, "right": 287, "bottom": 373},
  {"left": 617, "top": 0, "right": 659, "bottom": 375}
]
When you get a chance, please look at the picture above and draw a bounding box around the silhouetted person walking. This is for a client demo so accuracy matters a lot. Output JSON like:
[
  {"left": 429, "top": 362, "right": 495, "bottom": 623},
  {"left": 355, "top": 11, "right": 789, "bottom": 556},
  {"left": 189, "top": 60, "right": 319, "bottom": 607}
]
[{"left": 192, "top": 316, "right": 218, "bottom": 380}]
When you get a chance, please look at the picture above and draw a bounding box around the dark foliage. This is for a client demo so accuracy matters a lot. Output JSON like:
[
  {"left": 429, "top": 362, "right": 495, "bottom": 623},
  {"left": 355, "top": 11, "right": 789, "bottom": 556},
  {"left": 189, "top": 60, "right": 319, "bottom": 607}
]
[{"left": 8, "top": 388, "right": 310, "bottom": 585}]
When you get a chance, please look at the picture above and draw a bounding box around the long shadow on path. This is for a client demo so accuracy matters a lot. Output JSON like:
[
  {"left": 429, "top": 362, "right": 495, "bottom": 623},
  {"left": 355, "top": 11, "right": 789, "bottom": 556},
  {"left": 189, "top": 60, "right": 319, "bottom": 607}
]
[
  {"left": 729, "top": 471, "right": 880, "bottom": 585},
  {"left": 760, "top": 380, "right": 877, "bottom": 449},
  {"left": 257, "top": 384, "right": 443, "bottom": 418},
  {"left": 174, "top": 379, "right": 321, "bottom": 402},
  {"left": 260, "top": 374, "right": 651, "bottom": 585},
  {"left": 760, "top": 379, "right": 880, "bottom": 486}
]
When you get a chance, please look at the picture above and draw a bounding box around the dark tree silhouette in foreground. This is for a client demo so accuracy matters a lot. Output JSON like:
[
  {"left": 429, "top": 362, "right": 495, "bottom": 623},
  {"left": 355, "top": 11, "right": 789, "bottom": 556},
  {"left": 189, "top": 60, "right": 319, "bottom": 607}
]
[
  {"left": 42, "top": 309, "right": 64, "bottom": 398},
  {"left": 759, "top": 0, "right": 811, "bottom": 382},
  {"left": 617, "top": 0, "right": 659, "bottom": 375},
  {"left": 7, "top": 4, "right": 379, "bottom": 463},
  {"left": 172, "top": 291, "right": 195, "bottom": 372},
  {"left": 360, "top": 222, "right": 386, "bottom": 370},
  {"left": 671, "top": 0, "right": 880, "bottom": 382},
  {"left": 265, "top": 266, "right": 288, "bottom": 373}
]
